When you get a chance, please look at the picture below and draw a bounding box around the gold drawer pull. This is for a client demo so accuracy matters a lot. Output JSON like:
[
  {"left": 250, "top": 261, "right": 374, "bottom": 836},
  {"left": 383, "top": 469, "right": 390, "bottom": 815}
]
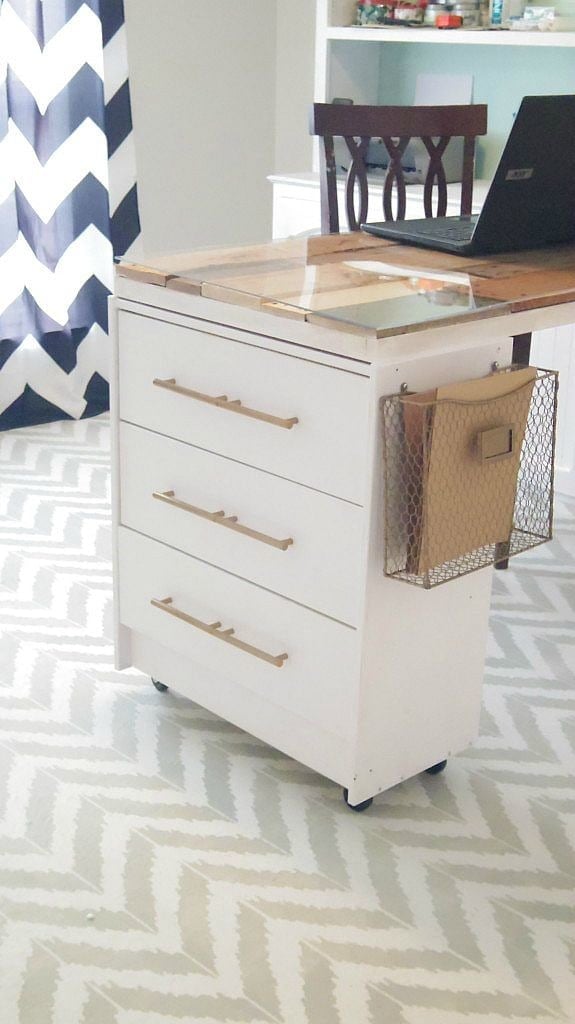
[
  {"left": 152, "top": 378, "right": 299, "bottom": 430},
  {"left": 151, "top": 597, "right": 288, "bottom": 668},
  {"left": 153, "top": 491, "right": 294, "bottom": 551}
]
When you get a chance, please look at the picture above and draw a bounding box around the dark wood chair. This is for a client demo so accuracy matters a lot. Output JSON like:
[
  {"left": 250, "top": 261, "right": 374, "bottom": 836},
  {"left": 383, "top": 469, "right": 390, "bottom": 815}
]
[
  {"left": 311, "top": 102, "right": 531, "bottom": 571},
  {"left": 309, "top": 101, "right": 488, "bottom": 235}
]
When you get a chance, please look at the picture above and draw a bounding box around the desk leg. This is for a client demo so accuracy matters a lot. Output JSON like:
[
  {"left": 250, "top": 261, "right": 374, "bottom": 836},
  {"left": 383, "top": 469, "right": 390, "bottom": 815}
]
[
  {"left": 495, "top": 332, "right": 532, "bottom": 571},
  {"left": 511, "top": 332, "right": 532, "bottom": 367}
]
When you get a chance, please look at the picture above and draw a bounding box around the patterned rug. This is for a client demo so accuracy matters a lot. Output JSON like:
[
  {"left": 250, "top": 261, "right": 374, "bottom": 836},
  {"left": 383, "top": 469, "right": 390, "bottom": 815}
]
[{"left": 0, "top": 415, "right": 573, "bottom": 1024}]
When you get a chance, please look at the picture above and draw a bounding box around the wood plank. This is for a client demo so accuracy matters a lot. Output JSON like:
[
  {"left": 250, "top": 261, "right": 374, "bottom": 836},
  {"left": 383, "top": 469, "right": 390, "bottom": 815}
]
[
  {"left": 165, "top": 277, "right": 202, "bottom": 295},
  {"left": 363, "top": 245, "right": 483, "bottom": 273},
  {"left": 311, "top": 245, "right": 402, "bottom": 266},
  {"left": 146, "top": 239, "right": 306, "bottom": 275},
  {"left": 261, "top": 301, "right": 308, "bottom": 321},
  {"left": 305, "top": 231, "right": 392, "bottom": 259},
  {"left": 200, "top": 282, "right": 263, "bottom": 310},
  {"left": 463, "top": 261, "right": 544, "bottom": 280},
  {"left": 475, "top": 244, "right": 575, "bottom": 270},
  {"left": 189, "top": 263, "right": 412, "bottom": 309},
  {"left": 200, "top": 278, "right": 415, "bottom": 317},
  {"left": 188, "top": 267, "right": 314, "bottom": 301},
  {"left": 510, "top": 289, "right": 575, "bottom": 313},
  {"left": 326, "top": 242, "right": 575, "bottom": 279},
  {"left": 464, "top": 247, "right": 575, "bottom": 280},
  {"left": 470, "top": 269, "right": 575, "bottom": 305},
  {"left": 116, "top": 263, "right": 171, "bottom": 286},
  {"left": 306, "top": 311, "right": 378, "bottom": 338}
]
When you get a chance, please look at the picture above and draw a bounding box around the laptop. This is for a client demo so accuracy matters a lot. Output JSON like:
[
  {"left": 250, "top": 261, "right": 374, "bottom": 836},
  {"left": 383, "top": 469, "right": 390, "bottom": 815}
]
[{"left": 361, "top": 95, "right": 575, "bottom": 257}]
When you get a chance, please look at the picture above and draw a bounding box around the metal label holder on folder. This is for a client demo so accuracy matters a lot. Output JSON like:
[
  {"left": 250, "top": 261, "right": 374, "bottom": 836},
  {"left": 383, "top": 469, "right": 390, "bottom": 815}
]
[
  {"left": 478, "top": 424, "right": 514, "bottom": 463},
  {"left": 381, "top": 366, "right": 559, "bottom": 589}
]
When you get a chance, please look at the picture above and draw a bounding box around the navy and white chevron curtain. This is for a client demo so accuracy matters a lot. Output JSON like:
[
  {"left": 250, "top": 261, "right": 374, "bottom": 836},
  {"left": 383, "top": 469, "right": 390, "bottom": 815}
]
[{"left": 0, "top": 0, "right": 140, "bottom": 429}]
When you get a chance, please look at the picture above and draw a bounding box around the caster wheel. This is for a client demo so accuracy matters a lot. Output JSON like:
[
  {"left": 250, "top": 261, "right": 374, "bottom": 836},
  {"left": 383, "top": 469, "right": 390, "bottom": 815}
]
[
  {"left": 343, "top": 788, "right": 373, "bottom": 812},
  {"left": 152, "top": 678, "right": 169, "bottom": 693},
  {"left": 426, "top": 759, "right": 447, "bottom": 775}
]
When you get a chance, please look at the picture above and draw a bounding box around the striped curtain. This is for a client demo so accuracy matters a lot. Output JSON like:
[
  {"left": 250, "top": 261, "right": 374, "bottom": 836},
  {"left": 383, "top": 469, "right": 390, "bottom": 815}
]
[{"left": 0, "top": 0, "right": 140, "bottom": 429}]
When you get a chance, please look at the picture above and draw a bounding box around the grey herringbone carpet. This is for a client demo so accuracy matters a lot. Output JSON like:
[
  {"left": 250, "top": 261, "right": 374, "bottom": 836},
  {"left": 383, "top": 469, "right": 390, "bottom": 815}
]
[{"left": 0, "top": 415, "right": 574, "bottom": 1024}]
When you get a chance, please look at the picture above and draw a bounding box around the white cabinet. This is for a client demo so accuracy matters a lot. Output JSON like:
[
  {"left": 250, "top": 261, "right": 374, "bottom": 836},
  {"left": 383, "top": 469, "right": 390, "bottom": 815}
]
[
  {"left": 269, "top": 172, "right": 489, "bottom": 240},
  {"left": 111, "top": 269, "right": 523, "bottom": 806}
]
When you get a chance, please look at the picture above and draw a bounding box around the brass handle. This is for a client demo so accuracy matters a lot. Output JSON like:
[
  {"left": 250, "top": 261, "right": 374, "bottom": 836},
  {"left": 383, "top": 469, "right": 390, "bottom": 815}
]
[
  {"left": 152, "top": 378, "right": 299, "bottom": 430},
  {"left": 151, "top": 597, "right": 288, "bottom": 668},
  {"left": 152, "top": 491, "right": 294, "bottom": 551}
]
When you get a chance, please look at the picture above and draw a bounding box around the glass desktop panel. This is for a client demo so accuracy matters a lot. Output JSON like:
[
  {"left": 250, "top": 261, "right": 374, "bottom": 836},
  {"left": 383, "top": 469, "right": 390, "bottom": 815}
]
[{"left": 118, "top": 236, "right": 508, "bottom": 333}]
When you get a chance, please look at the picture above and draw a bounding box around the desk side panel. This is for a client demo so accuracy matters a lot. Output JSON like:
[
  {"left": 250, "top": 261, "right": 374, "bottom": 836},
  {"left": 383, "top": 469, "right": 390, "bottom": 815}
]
[
  {"left": 348, "top": 327, "right": 515, "bottom": 805},
  {"left": 109, "top": 296, "right": 133, "bottom": 671}
]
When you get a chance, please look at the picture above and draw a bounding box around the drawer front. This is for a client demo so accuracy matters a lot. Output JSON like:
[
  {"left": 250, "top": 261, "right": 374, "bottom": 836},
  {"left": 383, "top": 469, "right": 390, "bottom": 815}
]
[
  {"left": 120, "top": 423, "right": 364, "bottom": 625},
  {"left": 118, "top": 311, "right": 369, "bottom": 503},
  {"left": 118, "top": 528, "right": 358, "bottom": 739}
]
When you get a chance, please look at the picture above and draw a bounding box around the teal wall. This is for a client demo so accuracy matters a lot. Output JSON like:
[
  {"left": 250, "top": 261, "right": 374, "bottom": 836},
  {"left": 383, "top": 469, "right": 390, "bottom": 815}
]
[{"left": 376, "top": 45, "right": 575, "bottom": 177}]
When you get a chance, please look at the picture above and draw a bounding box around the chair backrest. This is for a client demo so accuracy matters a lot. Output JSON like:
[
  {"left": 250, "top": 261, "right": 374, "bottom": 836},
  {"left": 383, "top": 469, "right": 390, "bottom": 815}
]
[{"left": 310, "top": 102, "right": 488, "bottom": 234}]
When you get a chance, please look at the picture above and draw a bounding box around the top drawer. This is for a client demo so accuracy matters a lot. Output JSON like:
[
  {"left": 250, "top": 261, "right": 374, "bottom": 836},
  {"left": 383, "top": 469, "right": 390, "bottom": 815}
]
[{"left": 117, "top": 311, "right": 369, "bottom": 503}]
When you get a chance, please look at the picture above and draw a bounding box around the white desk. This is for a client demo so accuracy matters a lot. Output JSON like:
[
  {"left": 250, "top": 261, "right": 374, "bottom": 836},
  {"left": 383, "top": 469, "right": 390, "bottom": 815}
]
[{"left": 112, "top": 234, "right": 575, "bottom": 808}]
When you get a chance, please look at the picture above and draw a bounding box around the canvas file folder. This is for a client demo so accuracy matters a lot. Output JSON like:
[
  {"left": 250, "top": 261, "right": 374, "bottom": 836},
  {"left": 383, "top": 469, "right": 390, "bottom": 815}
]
[{"left": 401, "top": 367, "right": 537, "bottom": 575}]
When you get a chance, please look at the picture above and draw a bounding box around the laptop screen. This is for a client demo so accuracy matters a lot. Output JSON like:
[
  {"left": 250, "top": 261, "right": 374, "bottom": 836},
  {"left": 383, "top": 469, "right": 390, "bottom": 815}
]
[{"left": 472, "top": 95, "right": 575, "bottom": 253}]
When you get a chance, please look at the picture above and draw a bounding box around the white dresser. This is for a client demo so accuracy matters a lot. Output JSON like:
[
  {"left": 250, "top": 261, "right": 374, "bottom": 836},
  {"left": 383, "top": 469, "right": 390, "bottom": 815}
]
[{"left": 111, "top": 235, "right": 574, "bottom": 808}]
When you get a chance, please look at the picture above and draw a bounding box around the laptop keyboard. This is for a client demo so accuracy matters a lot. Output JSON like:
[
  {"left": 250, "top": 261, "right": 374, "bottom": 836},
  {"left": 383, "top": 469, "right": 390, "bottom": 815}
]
[{"left": 410, "top": 217, "right": 477, "bottom": 242}]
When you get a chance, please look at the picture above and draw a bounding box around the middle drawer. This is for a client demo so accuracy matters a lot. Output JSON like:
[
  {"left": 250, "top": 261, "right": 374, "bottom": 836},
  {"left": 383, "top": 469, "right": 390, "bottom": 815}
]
[{"left": 120, "top": 423, "right": 364, "bottom": 625}]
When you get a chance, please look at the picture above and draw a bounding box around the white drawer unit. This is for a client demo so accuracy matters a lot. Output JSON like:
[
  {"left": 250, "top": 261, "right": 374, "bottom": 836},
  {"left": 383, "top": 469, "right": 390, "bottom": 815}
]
[
  {"left": 119, "top": 423, "right": 364, "bottom": 625},
  {"left": 112, "top": 248, "right": 534, "bottom": 809},
  {"left": 118, "top": 310, "right": 370, "bottom": 503}
]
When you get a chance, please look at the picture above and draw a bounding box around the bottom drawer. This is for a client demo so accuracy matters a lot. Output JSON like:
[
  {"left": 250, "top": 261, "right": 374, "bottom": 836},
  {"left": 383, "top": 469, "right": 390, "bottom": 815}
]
[{"left": 118, "top": 528, "right": 359, "bottom": 739}]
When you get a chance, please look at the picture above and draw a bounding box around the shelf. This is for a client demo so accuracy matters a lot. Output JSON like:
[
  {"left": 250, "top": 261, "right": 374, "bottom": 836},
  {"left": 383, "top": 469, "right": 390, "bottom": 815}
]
[{"left": 326, "top": 26, "right": 575, "bottom": 46}]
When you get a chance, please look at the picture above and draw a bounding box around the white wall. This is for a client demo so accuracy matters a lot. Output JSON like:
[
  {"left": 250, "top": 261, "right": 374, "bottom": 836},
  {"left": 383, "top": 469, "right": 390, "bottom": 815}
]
[
  {"left": 274, "top": 0, "right": 316, "bottom": 174},
  {"left": 124, "top": 0, "right": 278, "bottom": 254}
]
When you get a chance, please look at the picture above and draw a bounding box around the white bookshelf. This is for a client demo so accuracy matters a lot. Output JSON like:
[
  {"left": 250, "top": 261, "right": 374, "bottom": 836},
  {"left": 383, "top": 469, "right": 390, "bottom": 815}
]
[
  {"left": 312, "top": 1, "right": 575, "bottom": 497},
  {"left": 326, "top": 25, "right": 575, "bottom": 45},
  {"left": 316, "top": 1, "right": 575, "bottom": 104}
]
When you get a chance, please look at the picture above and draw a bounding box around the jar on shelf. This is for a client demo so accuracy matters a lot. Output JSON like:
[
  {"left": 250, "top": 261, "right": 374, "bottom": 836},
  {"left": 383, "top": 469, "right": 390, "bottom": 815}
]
[
  {"left": 395, "top": 0, "right": 427, "bottom": 20},
  {"left": 424, "top": 1, "right": 452, "bottom": 22},
  {"left": 356, "top": 1, "right": 396, "bottom": 24},
  {"left": 452, "top": 0, "right": 481, "bottom": 23},
  {"left": 478, "top": 0, "right": 490, "bottom": 24}
]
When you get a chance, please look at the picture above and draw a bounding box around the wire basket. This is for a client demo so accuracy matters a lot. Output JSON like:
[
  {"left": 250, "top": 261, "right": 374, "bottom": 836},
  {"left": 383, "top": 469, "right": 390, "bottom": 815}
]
[{"left": 381, "top": 367, "right": 558, "bottom": 588}]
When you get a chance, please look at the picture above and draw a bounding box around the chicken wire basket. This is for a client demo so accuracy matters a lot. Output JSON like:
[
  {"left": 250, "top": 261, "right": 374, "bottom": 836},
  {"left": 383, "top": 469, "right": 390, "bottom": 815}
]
[{"left": 381, "top": 367, "right": 558, "bottom": 588}]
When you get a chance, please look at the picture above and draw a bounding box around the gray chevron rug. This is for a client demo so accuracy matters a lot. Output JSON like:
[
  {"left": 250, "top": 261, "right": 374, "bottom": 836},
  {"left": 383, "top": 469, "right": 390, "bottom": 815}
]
[{"left": 0, "top": 415, "right": 574, "bottom": 1024}]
